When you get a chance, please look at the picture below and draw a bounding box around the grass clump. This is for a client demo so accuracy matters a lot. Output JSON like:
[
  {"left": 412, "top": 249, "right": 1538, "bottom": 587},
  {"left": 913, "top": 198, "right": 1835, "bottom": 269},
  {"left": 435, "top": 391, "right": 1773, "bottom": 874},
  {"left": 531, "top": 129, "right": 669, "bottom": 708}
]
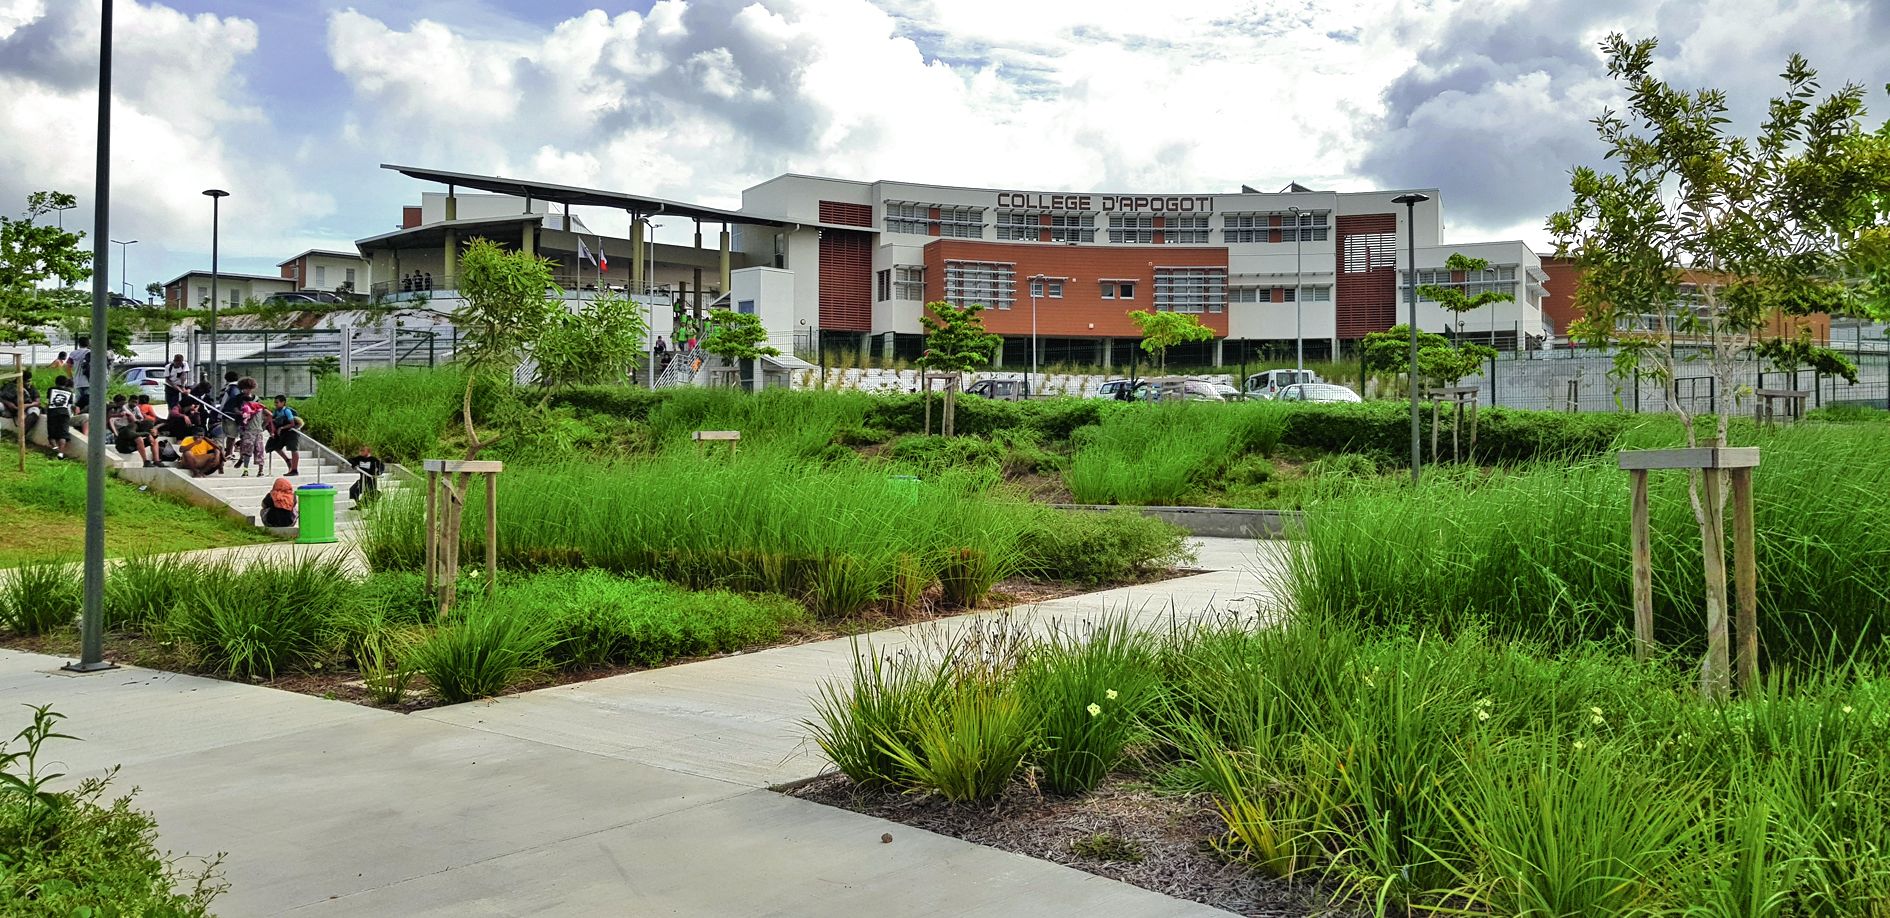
[
  {"left": 0, "top": 562, "right": 78, "bottom": 636},
  {"left": 406, "top": 602, "right": 558, "bottom": 704},
  {"left": 1066, "top": 401, "right": 1286, "bottom": 504},
  {"left": 163, "top": 556, "right": 357, "bottom": 679},
  {"left": 1013, "top": 509, "right": 1193, "bottom": 586}
]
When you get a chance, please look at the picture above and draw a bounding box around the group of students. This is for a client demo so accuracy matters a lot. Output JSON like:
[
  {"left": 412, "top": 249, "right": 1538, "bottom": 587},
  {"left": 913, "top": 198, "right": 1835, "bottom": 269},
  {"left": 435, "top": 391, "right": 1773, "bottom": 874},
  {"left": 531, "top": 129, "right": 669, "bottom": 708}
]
[
  {"left": 153, "top": 367, "right": 305, "bottom": 479},
  {"left": 3, "top": 368, "right": 87, "bottom": 459},
  {"left": 398, "top": 272, "right": 434, "bottom": 293}
]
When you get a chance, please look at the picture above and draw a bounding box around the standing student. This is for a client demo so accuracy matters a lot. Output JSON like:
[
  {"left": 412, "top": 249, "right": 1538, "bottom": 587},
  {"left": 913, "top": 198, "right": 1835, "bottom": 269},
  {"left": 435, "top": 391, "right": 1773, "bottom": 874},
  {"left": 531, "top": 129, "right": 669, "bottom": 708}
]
[
  {"left": 236, "top": 391, "right": 269, "bottom": 475},
  {"left": 44, "top": 375, "right": 75, "bottom": 459},
  {"left": 219, "top": 373, "right": 247, "bottom": 453},
  {"left": 48, "top": 352, "right": 71, "bottom": 377},
  {"left": 270, "top": 395, "right": 301, "bottom": 476},
  {"left": 163, "top": 354, "right": 191, "bottom": 410},
  {"left": 69, "top": 336, "right": 91, "bottom": 414}
]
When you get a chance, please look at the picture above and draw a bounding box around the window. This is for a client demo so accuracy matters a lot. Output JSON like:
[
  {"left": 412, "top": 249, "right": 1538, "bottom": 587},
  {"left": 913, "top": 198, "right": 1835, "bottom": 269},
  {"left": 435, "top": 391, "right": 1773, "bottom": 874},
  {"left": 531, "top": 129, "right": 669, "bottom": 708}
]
[
  {"left": 345, "top": 268, "right": 356, "bottom": 287},
  {"left": 737, "top": 299, "right": 756, "bottom": 315},
  {"left": 1047, "top": 281, "right": 1063, "bottom": 298},
  {"left": 1153, "top": 268, "right": 1226, "bottom": 314},
  {"left": 884, "top": 203, "right": 929, "bottom": 235},
  {"left": 315, "top": 265, "right": 327, "bottom": 288},
  {"left": 1108, "top": 215, "right": 1154, "bottom": 244},
  {"left": 1119, "top": 282, "right": 1135, "bottom": 299},
  {"left": 1223, "top": 211, "right": 1329, "bottom": 243},
  {"left": 1342, "top": 232, "right": 1396, "bottom": 272},
  {"left": 1100, "top": 282, "right": 1115, "bottom": 299},
  {"left": 1405, "top": 264, "right": 1520, "bottom": 302},
  {"left": 1049, "top": 213, "right": 1093, "bottom": 243},
  {"left": 196, "top": 285, "right": 207, "bottom": 305},
  {"left": 893, "top": 266, "right": 924, "bottom": 301},
  {"left": 1165, "top": 215, "right": 1211, "bottom": 244},
  {"left": 1229, "top": 287, "right": 1262, "bottom": 303},
  {"left": 1305, "top": 284, "right": 1331, "bottom": 302},
  {"left": 876, "top": 269, "right": 891, "bottom": 301},
  {"left": 997, "top": 211, "right": 1038, "bottom": 241},
  {"left": 937, "top": 206, "right": 984, "bottom": 239},
  {"left": 1030, "top": 279, "right": 1043, "bottom": 297},
  {"left": 1281, "top": 287, "right": 1296, "bottom": 303},
  {"left": 943, "top": 260, "right": 1015, "bottom": 310}
]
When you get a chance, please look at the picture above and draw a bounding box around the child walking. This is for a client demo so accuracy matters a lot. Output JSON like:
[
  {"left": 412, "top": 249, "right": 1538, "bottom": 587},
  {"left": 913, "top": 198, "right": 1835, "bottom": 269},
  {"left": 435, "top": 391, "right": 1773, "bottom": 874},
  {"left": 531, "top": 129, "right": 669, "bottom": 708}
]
[{"left": 236, "top": 392, "right": 269, "bottom": 475}]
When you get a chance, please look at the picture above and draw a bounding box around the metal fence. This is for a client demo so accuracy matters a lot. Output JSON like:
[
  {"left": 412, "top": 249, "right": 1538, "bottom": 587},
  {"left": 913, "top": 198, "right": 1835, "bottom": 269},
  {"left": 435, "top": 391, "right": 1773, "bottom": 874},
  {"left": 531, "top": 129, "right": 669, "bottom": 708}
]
[{"left": 173, "top": 326, "right": 458, "bottom": 398}]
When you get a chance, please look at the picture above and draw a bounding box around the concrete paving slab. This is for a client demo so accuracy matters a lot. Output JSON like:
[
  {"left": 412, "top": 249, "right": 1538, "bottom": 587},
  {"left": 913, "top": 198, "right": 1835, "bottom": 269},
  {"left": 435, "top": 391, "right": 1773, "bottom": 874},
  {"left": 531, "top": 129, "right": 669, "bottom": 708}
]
[
  {"left": 284, "top": 789, "right": 1225, "bottom": 918},
  {"left": 119, "top": 714, "right": 750, "bottom": 915}
]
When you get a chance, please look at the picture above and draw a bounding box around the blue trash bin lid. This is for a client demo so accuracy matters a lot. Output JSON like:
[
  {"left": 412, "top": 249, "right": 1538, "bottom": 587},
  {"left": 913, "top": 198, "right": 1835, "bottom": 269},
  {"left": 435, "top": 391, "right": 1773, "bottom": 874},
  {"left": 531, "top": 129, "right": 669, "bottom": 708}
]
[{"left": 296, "top": 483, "right": 336, "bottom": 490}]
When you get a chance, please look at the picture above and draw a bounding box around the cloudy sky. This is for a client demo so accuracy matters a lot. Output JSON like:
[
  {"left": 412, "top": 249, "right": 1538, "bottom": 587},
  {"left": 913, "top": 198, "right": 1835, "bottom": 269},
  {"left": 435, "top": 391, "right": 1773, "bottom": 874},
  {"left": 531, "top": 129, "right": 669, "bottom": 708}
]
[{"left": 3, "top": 0, "right": 1886, "bottom": 293}]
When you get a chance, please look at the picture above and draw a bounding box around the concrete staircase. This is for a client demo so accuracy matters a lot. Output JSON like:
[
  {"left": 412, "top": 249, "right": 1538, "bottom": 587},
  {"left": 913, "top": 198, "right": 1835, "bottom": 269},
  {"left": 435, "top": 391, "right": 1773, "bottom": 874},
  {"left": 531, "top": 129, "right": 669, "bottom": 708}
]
[{"left": 151, "top": 451, "right": 391, "bottom": 539}]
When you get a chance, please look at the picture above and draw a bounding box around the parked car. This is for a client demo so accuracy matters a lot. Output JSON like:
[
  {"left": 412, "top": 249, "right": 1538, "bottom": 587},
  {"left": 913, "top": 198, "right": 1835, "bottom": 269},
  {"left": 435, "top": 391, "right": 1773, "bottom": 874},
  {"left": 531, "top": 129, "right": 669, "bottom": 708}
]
[
  {"left": 1095, "top": 378, "right": 1134, "bottom": 400},
  {"left": 965, "top": 377, "right": 1029, "bottom": 401},
  {"left": 1276, "top": 382, "right": 1362, "bottom": 404},
  {"left": 119, "top": 364, "right": 171, "bottom": 399},
  {"left": 1244, "top": 368, "right": 1321, "bottom": 399},
  {"left": 1211, "top": 383, "right": 1246, "bottom": 401},
  {"left": 1135, "top": 377, "right": 1225, "bottom": 402},
  {"left": 260, "top": 290, "right": 346, "bottom": 306}
]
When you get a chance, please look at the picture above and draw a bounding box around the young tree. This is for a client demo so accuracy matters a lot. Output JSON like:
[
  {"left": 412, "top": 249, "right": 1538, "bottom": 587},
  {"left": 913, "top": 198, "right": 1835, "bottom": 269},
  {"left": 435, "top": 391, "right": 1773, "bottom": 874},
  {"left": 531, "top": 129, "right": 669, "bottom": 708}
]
[
  {"left": 916, "top": 301, "right": 1002, "bottom": 433},
  {"left": 1548, "top": 35, "right": 1890, "bottom": 696},
  {"left": 1361, "top": 324, "right": 1497, "bottom": 388},
  {"left": 1, "top": 191, "right": 92, "bottom": 343},
  {"left": 533, "top": 292, "right": 648, "bottom": 388},
  {"left": 1417, "top": 252, "right": 1515, "bottom": 344},
  {"left": 699, "top": 309, "right": 780, "bottom": 391},
  {"left": 143, "top": 281, "right": 162, "bottom": 305},
  {"left": 1126, "top": 309, "right": 1213, "bottom": 369}
]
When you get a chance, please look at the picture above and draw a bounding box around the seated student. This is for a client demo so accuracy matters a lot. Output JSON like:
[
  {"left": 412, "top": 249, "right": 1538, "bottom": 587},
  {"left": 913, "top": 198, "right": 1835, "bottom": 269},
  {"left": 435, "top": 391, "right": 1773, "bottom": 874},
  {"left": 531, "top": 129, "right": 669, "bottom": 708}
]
[
  {"left": 176, "top": 427, "right": 224, "bottom": 477},
  {"left": 110, "top": 397, "right": 158, "bottom": 467},
  {"left": 260, "top": 477, "right": 297, "bottom": 528},
  {"left": 0, "top": 369, "right": 40, "bottom": 432},
  {"left": 347, "top": 445, "right": 385, "bottom": 501}
]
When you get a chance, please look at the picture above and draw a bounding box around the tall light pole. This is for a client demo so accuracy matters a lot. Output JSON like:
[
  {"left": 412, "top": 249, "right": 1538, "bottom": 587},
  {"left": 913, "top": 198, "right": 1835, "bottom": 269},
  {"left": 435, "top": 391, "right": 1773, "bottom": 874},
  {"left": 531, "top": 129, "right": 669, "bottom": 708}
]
[
  {"left": 1288, "top": 205, "right": 1304, "bottom": 375},
  {"left": 1393, "top": 192, "right": 1430, "bottom": 485},
  {"left": 203, "top": 189, "right": 228, "bottom": 381},
  {"left": 111, "top": 238, "right": 136, "bottom": 298},
  {"left": 55, "top": 202, "right": 76, "bottom": 230},
  {"left": 1025, "top": 274, "right": 1073, "bottom": 398},
  {"left": 67, "top": 0, "right": 115, "bottom": 674}
]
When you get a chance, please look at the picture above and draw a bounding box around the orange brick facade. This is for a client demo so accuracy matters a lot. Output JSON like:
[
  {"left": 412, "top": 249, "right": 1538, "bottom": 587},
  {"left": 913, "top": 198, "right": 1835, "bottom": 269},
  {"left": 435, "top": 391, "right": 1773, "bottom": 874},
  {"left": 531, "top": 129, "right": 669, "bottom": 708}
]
[
  {"left": 1540, "top": 255, "right": 1829, "bottom": 343},
  {"left": 919, "top": 239, "right": 1230, "bottom": 338}
]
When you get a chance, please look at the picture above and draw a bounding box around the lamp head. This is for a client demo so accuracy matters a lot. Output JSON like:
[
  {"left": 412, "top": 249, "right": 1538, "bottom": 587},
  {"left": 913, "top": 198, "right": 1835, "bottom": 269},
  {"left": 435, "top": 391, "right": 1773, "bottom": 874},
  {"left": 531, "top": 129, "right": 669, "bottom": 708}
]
[
  {"left": 203, "top": 189, "right": 229, "bottom": 198},
  {"left": 1391, "top": 192, "right": 1430, "bottom": 206}
]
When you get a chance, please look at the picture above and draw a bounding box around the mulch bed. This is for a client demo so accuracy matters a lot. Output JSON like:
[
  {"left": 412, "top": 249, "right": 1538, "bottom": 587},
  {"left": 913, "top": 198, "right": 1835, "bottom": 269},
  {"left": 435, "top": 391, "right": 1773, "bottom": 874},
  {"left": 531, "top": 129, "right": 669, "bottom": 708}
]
[{"left": 786, "top": 773, "right": 1354, "bottom": 917}]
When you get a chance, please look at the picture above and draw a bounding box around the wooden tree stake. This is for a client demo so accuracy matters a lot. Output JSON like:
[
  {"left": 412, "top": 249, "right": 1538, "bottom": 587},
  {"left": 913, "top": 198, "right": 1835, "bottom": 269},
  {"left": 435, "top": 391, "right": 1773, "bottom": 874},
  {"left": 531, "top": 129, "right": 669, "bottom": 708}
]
[
  {"left": 1629, "top": 467, "right": 1654, "bottom": 661},
  {"left": 1730, "top": 466, "right": 1758, "bottom": 690}
]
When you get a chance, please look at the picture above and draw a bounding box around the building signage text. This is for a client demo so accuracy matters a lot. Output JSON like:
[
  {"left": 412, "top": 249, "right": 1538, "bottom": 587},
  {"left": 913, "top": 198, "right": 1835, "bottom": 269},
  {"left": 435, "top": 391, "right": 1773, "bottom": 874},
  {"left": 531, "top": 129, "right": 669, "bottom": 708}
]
[{"left": 994, "top": 193, "right": 1214, "bottom": 213}]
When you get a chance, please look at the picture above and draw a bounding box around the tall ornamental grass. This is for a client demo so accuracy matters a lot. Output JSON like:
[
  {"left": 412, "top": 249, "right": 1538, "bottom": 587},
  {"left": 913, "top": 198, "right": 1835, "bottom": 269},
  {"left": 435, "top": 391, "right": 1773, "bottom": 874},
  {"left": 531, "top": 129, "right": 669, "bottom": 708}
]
[
  {"left": 1286, "top": 423, "right": 1890, "bottom": 664},
  {"left": 293, "top": 367, "right": 476, "bottom": 461},
  {"left": 361, "top": 453, "right": 1032, "bottom": 615},
  {"left": 1066, "top": 401, "right": 1288, "bottom": 504},
  {"left": 807, "top": 615, "right": 1890, "bottom": 913}
]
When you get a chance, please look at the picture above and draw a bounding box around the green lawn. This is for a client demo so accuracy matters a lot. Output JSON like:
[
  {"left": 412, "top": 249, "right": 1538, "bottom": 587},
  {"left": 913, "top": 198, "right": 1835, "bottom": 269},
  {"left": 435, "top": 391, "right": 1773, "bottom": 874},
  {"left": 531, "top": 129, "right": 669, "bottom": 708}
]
[{"left": 0, "top": 452, "right": 275, "bottom": 567}]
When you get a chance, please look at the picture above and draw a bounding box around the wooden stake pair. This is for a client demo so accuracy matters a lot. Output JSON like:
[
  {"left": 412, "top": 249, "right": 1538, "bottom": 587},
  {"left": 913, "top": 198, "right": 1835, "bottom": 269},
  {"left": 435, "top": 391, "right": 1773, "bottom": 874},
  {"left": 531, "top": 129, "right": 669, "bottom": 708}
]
[
  {"left": 1621, "top": 446, "right": 1760, "bottom": 699},
  {"left": 423, "top": 459, "right": 502, "bottom": 617}
]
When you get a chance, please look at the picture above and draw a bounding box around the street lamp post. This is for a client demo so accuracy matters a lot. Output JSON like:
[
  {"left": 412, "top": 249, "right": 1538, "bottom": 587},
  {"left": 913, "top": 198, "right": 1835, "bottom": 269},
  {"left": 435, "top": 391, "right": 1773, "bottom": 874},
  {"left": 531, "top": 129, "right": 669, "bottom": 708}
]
[
  {"left": 1392, "top": 192, "right": 1431, "bottom": 485},
  {"left": 1288, "top": 205, "right": 1304, "bottom": 374},
  {"left": 111, "top": 238, "right": 137, "bottom": 298},
  {"left": 1025, "top": 274, "right": 1073, "bottom": 398},
  {"left": 67, "top": 0, "right": 115, "bottom": 674},
  {"left": 203, "top": 189, "right": 229, "bottom": 382}
]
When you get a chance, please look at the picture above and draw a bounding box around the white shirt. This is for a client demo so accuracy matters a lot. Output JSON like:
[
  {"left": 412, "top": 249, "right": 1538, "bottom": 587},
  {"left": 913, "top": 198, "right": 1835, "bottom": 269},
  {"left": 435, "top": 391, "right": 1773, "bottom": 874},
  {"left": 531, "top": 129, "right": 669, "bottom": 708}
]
[{"left": 166, "top": 362, "right": 192, "bottom": 386}]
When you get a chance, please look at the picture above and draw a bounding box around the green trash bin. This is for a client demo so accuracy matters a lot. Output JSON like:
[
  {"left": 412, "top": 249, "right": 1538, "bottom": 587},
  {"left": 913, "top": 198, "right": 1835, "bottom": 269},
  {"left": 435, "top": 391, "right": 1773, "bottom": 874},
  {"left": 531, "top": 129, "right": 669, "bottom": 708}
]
[{"left": 296, "top": 483, "right": 338, "bottom": 544}]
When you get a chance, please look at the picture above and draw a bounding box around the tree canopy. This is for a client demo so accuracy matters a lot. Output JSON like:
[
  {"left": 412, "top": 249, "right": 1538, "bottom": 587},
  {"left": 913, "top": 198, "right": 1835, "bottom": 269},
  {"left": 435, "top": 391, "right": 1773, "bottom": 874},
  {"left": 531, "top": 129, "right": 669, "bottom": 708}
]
[
  {"left": 534, "top": 293, "right": 648, "bottom": 388},
  {"left": 699, "top": 310, "right": 780, "bottom": 362},
  {"left": 0, "top": 191, "right": 92, "bottom": 344},
  {"left": 916, "top": 301, "right": 1001, "bottom": 374},
  {"left": 1127, "top": 309, "right": 1213, "bottom": 368},
  {"left": 1361, "top": 324, "right": 1496, "bottom": 387}
]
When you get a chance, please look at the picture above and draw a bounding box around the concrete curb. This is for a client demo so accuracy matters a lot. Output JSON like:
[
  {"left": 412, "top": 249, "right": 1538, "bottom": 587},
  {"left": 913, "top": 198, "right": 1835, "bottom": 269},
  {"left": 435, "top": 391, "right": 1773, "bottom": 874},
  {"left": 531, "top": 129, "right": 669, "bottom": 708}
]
[{"left": 1049, "top": 503, "right": 1301, "bottom": 539}]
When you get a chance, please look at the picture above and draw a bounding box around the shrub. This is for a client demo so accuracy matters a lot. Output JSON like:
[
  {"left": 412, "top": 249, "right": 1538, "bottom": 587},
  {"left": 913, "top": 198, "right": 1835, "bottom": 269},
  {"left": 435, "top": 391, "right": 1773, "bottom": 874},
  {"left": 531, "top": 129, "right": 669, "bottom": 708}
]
[
  {"left": 0, "top": 562, "right": 78, "bottom": 635},
  {"left": 1277, "top": 401, "right": 1638, "bottom": 465},
  {"left": 407, "top": 603, "right": 557, "bottom": 703},
  {"left": 807, "top": 643, "right": 952, "bottom": 791},
  {"left": 1014, "top": 509, "right": 1193, "bottom": 585},
  {"left": 1226, "top": 454, "right": 1276, "bottom": 486},
  {"left": 0, "top": 707, "right": 225, "bottom": 916},
  {"left": 885, "top": 434, "right": 1001, "bottom": 473},
  {"left": 494, "top": 570, "right": 802, "bottom": 668}
]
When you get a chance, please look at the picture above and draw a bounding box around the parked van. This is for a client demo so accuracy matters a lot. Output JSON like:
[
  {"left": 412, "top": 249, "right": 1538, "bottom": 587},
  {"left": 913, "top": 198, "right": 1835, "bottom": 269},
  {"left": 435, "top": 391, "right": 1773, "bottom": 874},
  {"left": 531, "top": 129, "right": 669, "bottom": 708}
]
[
  {"left": 966, "top": 377, "right": 1029, "bottom": 401},
  {"left": 1244, "top": 368, "right": 1320, "bottom": 399}
]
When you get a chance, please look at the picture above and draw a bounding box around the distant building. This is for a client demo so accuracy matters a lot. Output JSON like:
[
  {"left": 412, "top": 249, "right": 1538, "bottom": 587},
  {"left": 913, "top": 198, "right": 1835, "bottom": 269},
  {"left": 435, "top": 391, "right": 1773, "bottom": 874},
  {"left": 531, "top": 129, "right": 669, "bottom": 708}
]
[
  {"left": 161, "top": 270, "right": 295, "bottom": 310},
  {"left": 277, "top": 249, "right": 372, "bottom": 296},
  {"left": 1538, "top": 254, "right": 1830, "bottom": 344}
]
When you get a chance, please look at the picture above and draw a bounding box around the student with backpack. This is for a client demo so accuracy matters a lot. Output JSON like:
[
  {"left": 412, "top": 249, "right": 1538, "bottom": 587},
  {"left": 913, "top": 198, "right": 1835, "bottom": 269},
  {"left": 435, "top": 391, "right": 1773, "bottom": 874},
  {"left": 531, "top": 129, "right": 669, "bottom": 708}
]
[
  {"left": 269, "top": 395, "right": 301, "bottom": 476},
  {"left": 236, "top": 391, "right": 269, "bottom": 475},
  {"left": 44, "top": 375, "right": 76, "bottom": 459}
]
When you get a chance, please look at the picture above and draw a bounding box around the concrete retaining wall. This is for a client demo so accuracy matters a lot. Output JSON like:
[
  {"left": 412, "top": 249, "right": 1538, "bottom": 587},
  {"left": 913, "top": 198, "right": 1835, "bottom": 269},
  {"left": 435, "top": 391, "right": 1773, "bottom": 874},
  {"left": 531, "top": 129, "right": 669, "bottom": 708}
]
[{"left": 1051, "top": 504, "right": 1300, "bottom": 539}]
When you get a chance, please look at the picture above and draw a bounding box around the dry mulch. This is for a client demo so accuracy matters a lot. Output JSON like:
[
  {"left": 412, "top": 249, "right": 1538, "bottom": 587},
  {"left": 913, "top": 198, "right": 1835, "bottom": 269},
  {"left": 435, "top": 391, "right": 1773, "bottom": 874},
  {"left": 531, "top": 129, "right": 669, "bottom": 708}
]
[{"left": 787, "top": 773, "right": 1355, "bottom": 918}]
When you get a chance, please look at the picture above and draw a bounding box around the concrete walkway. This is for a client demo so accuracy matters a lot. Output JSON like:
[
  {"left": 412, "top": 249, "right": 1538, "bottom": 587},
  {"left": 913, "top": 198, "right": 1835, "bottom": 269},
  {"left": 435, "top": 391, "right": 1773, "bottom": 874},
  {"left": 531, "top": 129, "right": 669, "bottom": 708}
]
[{"left": 0, "top": 537, "right": 1284, "bottom": 917}]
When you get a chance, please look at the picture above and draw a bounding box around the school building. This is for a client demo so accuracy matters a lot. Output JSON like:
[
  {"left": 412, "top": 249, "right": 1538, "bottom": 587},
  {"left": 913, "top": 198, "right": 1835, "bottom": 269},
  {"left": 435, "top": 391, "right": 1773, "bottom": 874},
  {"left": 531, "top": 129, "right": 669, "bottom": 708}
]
[{"left": 365, "top": 165, "right": 1553, "bottom": 366}]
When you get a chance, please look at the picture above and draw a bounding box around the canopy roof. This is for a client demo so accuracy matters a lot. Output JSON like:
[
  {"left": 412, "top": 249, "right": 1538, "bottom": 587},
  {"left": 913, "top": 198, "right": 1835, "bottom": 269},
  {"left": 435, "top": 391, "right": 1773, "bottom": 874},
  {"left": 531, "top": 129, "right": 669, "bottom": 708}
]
[{"left": 383, "top": 164, "right": 797, "bottom": 228}]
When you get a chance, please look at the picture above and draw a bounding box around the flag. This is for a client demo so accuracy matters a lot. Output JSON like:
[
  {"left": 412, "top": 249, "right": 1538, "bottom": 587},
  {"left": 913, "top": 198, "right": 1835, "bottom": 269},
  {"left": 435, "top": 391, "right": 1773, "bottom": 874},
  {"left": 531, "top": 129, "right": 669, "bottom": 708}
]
[
  {"left": 597, "top": 239, "right": 608, "bottom": 273},
  {"left": 577, "top": 238, "right": 596, "bottom": 266}
]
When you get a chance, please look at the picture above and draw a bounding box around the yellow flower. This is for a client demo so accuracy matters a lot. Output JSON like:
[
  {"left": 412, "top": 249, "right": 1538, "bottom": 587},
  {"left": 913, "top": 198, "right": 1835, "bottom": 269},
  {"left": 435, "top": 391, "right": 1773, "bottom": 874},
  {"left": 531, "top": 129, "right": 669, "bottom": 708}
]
[
  {"left": 1589, "top": 706, "right": 1603, "bottom": 716},
  {"left": 1842, "top": 705, "right": 1855, "bottom": 714},
  {"left": 1105, "top": 689, "right": 1119, "bottom": 700},
  {"left": 1476, "top": 710, "right": 1491, "bottom": 722},
  {"left": 1087, "top": 703, "right": 1102, "bottom": 717},
  {"left": 1572, "top": 740, "right": 1587, "bottom": 751},
  {"left": 1590, "top": 714, "right": 1605, "bottom": 726}
]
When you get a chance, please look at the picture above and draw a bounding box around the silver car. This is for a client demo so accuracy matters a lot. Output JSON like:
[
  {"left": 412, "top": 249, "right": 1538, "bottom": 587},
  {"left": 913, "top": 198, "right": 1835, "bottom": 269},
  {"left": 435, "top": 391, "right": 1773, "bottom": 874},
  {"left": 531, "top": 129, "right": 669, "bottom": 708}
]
[{"left": 1276, "top": 383, "right": 1362, "bottom": 404}]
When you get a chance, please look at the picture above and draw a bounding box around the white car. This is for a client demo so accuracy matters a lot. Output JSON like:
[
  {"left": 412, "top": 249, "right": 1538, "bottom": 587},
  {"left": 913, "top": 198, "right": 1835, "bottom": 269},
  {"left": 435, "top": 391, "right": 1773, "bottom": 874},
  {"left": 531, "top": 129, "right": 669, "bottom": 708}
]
[
  {"left": 1276, "top": 382, "right": 1362, "bottom": 404},
  {"left": 1245, "top": 369, "right": 1320, "bottom": 399},
  {"left": 119, "top": 365, "right": 171, "bottom": 399}
]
